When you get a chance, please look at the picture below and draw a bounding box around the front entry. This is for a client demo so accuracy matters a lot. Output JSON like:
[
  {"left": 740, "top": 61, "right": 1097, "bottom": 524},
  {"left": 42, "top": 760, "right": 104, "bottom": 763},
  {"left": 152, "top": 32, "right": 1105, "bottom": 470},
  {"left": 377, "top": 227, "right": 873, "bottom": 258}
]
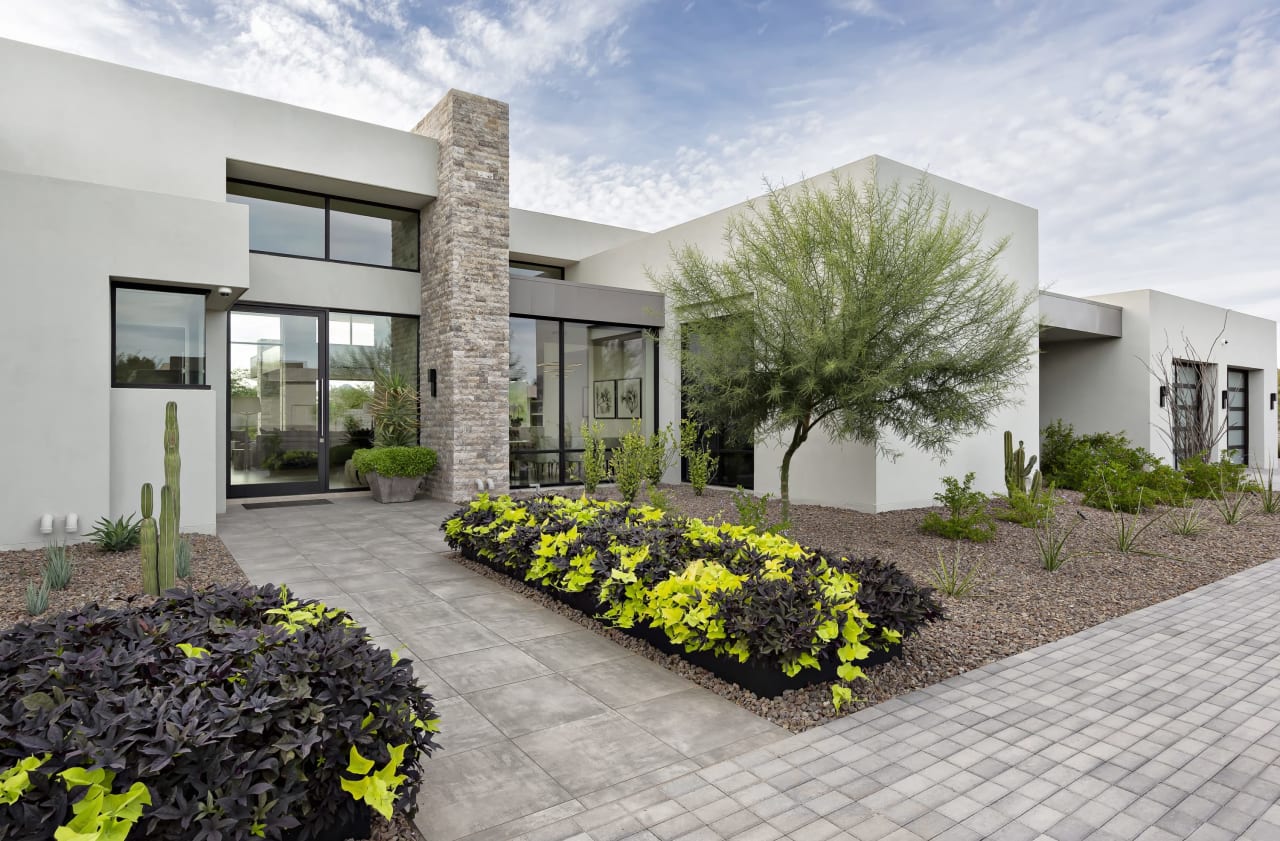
[
  {"left": 1226, "top": 368, "right": 1249, "bottom": 465},
  {"left": 228, "top": 305, "right": 419, "bottom": 498}
]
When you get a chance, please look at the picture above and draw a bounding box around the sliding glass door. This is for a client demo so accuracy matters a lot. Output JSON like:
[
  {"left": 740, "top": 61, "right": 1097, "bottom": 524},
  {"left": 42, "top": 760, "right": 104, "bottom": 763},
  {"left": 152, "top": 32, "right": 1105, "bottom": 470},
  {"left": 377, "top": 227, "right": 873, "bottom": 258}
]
[
  {"left": 229, "top": 305, "right": 418, "bottom": 497},
  {"left": 230, "top": 307, "right": 325, "bottom": 496}
]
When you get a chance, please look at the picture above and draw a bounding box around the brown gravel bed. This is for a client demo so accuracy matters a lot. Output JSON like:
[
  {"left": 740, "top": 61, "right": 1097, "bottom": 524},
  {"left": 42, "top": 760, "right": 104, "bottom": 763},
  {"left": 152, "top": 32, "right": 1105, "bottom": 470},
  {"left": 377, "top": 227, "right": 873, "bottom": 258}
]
[
  {"left": 478, "top": 483, "right": 1280, "bottom": 733},
  {"left": 0, "top": 534, "right": 247, "bottom": 629}
]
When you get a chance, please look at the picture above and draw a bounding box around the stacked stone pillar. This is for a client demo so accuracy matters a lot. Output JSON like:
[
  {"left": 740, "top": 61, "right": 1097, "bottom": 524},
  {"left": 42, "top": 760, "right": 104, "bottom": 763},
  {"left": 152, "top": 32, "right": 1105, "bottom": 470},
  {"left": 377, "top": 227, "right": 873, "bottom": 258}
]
[{"left": 412, "top": 90, "right": 511, "bottom": 501}]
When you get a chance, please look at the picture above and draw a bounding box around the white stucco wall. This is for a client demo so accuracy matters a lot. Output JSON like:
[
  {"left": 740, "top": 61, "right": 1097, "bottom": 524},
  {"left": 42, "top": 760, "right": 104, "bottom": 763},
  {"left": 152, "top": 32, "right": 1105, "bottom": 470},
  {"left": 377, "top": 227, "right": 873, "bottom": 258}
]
[
  {"left": 0, "top": 38, "right": 437, "bottom": 203},
  {"left": 110, "top": 389, "right": 219, "bottom": 535},
  {"left": 1042, "top": 289, "right": 1277, "bottom": 470},
  {"left": 244, "top": 254, "right": 421, "bottom": 316},
  {"left": 0, "top": 170, "right": 246, "bottom": 549},
  {"left": 509, "top": 209, "right": 648, "bottom": 264}
]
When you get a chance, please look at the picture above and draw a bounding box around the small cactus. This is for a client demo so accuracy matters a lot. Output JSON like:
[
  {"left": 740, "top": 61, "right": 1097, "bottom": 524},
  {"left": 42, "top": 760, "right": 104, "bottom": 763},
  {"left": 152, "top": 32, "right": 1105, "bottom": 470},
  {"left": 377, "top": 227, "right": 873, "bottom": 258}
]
[
  {"left": 175, "top": 538, "right": 192, "bottom": 580},
  {"left": 140, "top": 483, "right": 158, "bottom": 595},
  {"left": 1004, "top": 430, "right": 1038, "bottom": 496},
  {"left": 158, "top": 484, "right": 177, "bottom": 592}
]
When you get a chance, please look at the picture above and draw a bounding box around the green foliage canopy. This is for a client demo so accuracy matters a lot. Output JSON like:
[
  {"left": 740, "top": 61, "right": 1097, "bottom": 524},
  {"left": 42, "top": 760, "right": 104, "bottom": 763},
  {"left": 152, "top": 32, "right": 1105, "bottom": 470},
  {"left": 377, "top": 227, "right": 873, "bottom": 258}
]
[{"left": 653, "top": 172, "right": 1038, "bottom": 519}]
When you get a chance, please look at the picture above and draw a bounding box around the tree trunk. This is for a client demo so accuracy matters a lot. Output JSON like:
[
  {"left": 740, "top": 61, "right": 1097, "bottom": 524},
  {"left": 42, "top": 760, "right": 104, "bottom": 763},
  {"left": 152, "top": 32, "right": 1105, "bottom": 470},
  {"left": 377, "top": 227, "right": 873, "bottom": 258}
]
[{"left": 779, "top": 418, "right": 810, "bottom": 524}]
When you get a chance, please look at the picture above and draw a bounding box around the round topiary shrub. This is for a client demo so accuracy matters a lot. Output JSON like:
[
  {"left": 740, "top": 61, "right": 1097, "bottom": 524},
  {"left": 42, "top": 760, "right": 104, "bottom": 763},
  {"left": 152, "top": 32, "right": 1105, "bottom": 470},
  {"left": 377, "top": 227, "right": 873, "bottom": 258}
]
[
  {"left": 0, "top": 584, "right": 439, "bottom": 840},
  {"left": 352, "top": 446, "right": 438, "bottom": 478}
]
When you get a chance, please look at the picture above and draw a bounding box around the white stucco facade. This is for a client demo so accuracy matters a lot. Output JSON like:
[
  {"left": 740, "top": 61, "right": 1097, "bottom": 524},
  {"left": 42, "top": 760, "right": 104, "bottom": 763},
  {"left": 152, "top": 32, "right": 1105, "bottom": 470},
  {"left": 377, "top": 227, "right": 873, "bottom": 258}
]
[{"left": 0, "top": 36, "right": 1275, "bottom": 548}]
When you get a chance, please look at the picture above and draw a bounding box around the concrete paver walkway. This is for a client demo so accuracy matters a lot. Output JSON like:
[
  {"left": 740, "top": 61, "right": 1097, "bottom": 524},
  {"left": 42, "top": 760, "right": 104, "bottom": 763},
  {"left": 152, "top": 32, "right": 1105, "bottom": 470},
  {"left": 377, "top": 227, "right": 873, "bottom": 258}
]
[
  {"left": 220, "top": 496, "right": 1280, "bottom": 841},
  {"left": 217, "top": 496, "right": 787, "bottom": 841}
]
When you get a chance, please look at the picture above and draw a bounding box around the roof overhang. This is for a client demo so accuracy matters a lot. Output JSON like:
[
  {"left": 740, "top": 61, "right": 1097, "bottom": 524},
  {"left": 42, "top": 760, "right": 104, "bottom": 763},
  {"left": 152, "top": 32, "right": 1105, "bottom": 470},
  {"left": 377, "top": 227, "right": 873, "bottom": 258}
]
[{"left": 1039, "top": 291, "right": 1122, "bottom": 343}]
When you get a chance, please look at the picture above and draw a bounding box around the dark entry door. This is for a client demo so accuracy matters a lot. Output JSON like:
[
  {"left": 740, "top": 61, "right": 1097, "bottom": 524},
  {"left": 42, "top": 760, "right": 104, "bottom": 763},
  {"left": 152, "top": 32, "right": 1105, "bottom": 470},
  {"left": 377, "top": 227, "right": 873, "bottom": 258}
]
[
  {"left": 229, "top": 306, "right": 327, "bottom": 497},
  {"left": 1226, "top": 368, "right": 1249, "bottom": 465}
]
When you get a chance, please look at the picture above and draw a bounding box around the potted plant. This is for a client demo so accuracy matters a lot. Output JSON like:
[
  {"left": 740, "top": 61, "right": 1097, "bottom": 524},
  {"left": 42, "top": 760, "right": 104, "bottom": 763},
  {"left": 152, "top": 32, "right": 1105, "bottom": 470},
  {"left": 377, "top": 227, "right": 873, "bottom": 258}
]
[{"left": 352, "top": 446, "right": 438, "bottom": 503}]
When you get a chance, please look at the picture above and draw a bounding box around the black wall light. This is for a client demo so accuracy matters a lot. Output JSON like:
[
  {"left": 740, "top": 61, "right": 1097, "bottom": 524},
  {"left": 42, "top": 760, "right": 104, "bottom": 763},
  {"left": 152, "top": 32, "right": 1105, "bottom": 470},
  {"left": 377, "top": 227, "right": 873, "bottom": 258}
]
[
  {"left": 1271, "top": 392, "right": 1277, "bottom": 410},
  {"left": 428, "top": 368, "right": 437, "bottom": 398},
  {"left": 1159, "top": 385, "right": 1168, "bottom": 408},
  {"left": 1222, "top": 390, "right": 1229, "bottom": 409}
]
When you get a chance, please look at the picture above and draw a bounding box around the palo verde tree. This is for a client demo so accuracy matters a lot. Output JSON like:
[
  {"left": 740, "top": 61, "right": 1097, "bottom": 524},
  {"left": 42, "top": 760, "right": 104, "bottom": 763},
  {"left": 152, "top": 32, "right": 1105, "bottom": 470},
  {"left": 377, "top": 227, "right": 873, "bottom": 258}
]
[{"left": 653, "top": 172, "right": 1038, "bottom": 521}]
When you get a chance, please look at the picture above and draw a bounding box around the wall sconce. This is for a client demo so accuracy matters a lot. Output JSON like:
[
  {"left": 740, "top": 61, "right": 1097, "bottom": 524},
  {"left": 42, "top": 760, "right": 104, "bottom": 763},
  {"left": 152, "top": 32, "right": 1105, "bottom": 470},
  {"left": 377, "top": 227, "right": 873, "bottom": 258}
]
[
  {"left": 428, "top": 368, "right": 437, "bottom": 398},
  {"left": 1158, "top": 385, "right": 1168, "bottom": 408},
  {"left": 1271, "top": 392, "right": 1277, "bottom": 410},
  {"left": 1222, "top": 390, "right": 1229, "bottom": 409}
]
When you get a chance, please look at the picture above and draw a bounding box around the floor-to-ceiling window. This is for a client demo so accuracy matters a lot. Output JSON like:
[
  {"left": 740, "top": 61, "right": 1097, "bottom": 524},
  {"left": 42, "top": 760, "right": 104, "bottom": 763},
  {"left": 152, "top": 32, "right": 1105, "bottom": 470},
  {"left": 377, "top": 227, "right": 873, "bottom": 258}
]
[
  {"left": 229, "top": 306, "right": 418, "bottom": 496},
  {"left": 508, "top": 315, "right": 658, "bottom": 488}
]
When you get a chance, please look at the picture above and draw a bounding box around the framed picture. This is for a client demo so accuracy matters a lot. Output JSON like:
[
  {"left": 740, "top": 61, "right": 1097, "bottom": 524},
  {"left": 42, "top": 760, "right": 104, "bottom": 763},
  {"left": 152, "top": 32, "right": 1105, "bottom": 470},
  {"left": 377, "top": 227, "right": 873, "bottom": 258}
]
[
  {"left": 593, "top": 380, "right": 616, "bottom": 419},
  {"left": 616, "top": 377, "right": 642, "bottom": 419}
]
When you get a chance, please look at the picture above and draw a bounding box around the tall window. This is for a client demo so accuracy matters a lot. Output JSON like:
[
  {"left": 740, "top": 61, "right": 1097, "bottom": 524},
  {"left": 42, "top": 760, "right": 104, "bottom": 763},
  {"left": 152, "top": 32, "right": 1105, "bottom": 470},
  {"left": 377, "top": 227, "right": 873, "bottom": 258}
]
[
  {"left": 508, "top": 316, "right": 657, "bottom": 488},
  {"left": 113, "top": 285, "right": 207, "bottom": 387},
  {"left": 227, "top": 181, "right": 419, "bottom": 270},
  {"left": 1172, "top": 360, "right": 1212, "bottom": 466}
]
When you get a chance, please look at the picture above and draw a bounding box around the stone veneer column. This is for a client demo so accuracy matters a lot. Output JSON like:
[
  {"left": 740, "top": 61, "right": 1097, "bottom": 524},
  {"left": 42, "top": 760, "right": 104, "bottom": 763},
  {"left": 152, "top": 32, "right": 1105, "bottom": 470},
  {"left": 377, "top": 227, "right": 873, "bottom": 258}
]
[{"left": 412, "top": 90, "right": 511, "bottom": 501}]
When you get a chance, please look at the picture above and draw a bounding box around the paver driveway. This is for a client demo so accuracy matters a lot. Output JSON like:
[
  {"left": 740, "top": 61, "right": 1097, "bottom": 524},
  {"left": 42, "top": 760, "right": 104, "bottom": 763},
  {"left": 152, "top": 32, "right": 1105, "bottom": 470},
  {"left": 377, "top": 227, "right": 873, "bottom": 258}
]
[{"left": 220, "top": 495, "right": 1280, "bottom": 841}]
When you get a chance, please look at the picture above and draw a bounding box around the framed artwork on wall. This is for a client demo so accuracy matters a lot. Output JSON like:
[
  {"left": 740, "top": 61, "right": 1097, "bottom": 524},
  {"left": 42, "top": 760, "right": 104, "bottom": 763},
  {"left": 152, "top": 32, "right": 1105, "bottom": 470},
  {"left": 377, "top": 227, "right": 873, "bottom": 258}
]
[
  {"left": 616, "top": 377, "right": 642, "bottom": 419},
  {"left": 593, "top": 380, "right": 616, "bottom": 419}
]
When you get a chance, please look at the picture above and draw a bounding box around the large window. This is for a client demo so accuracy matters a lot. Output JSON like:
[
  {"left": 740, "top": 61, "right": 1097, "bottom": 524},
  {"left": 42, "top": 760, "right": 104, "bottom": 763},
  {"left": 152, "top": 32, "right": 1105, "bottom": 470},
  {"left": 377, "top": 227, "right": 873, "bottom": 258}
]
[
  {"left": 509, "top": 316, "right": 657, "bottom": 488},
  {"left": 227, "top": 181, "right": 419, "bottom": 270},
  {"left": 679, "top": 327, "right": 755, "bottom": 488},
  {"left": 113, "top": 285, "right": 207, "bottom": 387},
  {"left": 1171, "top": 360, "right": 1213, "bottom": 466}
]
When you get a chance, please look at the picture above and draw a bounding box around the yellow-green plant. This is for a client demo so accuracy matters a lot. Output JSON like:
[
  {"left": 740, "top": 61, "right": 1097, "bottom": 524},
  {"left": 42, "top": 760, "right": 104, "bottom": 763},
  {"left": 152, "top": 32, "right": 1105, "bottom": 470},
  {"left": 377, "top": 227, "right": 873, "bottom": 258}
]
[
  {"left": 612, "top": 421, "right": 648, "bottom": 504},
  {"left": 1, "top": 753, "right": 50, "bottom": 805},
  {"left": 55, "top": 766, "right": 152, "bottom": 841},
  {"left": 340, "top": 744, "right": 408, "bottom": 820}
]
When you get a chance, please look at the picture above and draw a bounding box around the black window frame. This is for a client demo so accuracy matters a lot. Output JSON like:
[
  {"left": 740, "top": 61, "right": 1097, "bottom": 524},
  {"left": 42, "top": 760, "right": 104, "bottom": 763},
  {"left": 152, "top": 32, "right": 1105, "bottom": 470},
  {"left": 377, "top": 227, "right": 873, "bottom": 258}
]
[
  {"left": 507, "top": 313, "right": 660, "bottom": 489},
  {"left": 227, "top": 178, "right": 420, "bottom": 273},
  {"left": 509, "top": 261, "right": 566, "bottom": 280},
  {"left": 111, "top": 281, "right": 211, "bottom": 390}
]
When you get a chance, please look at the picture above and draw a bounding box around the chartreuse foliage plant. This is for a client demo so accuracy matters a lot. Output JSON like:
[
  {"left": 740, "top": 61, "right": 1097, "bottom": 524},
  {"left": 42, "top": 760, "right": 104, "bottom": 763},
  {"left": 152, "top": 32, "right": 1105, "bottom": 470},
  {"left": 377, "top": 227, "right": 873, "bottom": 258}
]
[
  {"left": 678, "top": 419, "right": 718, "bottom": 496},
  {"left": 0, "top": 583, "right": 439, "bottom": 840},
  {"left": 444, "top": 494, "right": 942, "bottom": 710}
]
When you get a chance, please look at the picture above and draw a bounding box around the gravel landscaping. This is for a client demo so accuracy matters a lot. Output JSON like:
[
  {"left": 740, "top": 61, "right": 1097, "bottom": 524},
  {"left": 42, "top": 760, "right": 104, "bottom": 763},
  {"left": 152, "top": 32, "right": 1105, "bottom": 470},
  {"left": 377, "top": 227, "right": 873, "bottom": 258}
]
[{"left": 483, "top": 482, "right": 1280, "bottom": 732}]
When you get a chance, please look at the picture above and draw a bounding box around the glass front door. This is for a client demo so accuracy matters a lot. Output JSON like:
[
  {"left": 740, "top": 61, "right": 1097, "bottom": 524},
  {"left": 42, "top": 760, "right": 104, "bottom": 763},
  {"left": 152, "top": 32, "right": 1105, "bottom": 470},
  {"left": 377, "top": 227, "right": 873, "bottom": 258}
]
[
  {"left": 1226, "top": 368, "right": 1249, "bottom": 465},
  {"left": 229, "top": 307, "right": 325, "bottom": 496}
]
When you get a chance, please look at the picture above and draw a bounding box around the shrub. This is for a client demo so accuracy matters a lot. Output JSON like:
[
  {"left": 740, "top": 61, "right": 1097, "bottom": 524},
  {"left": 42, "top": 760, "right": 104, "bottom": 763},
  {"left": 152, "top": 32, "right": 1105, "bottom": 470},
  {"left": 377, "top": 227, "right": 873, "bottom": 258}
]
[
  {"left": 644, "top": 424, "right": 676, "bottom": 487},
  {"left": 369, "top": 372, "right": 419, "bottom": 448},
  {"left": 679, "top": 420, "right": 718, "bottom": 497},
  {"left": 920, "top": 473, "right": 995, "bottom": 542},
  {"left": 87, "top": 514, "right": 141, "bottom": 552},
  {"left": 1181, "top": 453, "right": 1252, "bottom": 499},
  {"left": 731, "top": 486, "right": 787, "bottom": 534},
  {"left": 24, "top": 580, "right": 48, "bottom": 616},
  {"left": 611, "top": 422, "right": 649, "bottom": 504},
  {"left": 0, "top": 583, "right": 439, "bottom": 840},
  {"left": 443, "top": 495, "right": 943, "bottom": 710},
  {"left": 352, "top": 446, "right": 439, "bottom": 478},
  {"left": 263, "top": 449, "right": 319, "bottom": 471},
  {"left": 995, "top": 486, "right": 1055, "bottom": 527},
  {"left": 581, "top": 422, "right": 610, "bottom": 494},
  {"left": 1257, "top": 465, "right": 1280, "bottom": 515}
]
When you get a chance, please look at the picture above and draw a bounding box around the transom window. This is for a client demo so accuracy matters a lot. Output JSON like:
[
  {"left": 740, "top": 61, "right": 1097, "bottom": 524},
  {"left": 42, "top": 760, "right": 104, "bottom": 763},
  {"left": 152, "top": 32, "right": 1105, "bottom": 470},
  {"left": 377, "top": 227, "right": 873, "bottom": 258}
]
[{"left": 227, "top": 180, "right": 419, "bottom": 271}]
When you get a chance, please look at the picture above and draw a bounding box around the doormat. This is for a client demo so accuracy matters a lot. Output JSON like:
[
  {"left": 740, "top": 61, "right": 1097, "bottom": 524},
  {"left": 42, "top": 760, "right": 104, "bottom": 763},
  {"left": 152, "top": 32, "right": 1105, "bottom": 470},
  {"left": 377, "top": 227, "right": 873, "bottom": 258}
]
[{"left": 241, "top": 499, "right": 335, "bottom": 510}]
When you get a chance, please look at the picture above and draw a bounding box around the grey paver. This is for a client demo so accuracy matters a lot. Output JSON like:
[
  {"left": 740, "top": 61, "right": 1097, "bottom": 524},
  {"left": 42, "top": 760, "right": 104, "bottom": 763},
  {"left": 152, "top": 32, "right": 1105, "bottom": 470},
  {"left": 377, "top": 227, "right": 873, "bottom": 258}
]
[{"left": 220, "top": 499, "right": 1280, "bottom": 841}]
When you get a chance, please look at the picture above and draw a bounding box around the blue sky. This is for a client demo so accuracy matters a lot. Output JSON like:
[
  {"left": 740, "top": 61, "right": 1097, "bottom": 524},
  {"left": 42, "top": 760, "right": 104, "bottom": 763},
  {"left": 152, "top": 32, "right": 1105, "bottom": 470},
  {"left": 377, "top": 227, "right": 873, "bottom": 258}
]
[{"left": 4, "top": 0, "right": 1279, "bottom": 333}]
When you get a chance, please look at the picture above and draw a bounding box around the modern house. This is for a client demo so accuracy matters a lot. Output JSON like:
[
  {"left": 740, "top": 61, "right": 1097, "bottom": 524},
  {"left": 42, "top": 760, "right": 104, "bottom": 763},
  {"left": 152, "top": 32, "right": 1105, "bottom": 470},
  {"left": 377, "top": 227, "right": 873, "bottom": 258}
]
[{"left": 0, "top": 37, "right": 1274, "bottom": 550}]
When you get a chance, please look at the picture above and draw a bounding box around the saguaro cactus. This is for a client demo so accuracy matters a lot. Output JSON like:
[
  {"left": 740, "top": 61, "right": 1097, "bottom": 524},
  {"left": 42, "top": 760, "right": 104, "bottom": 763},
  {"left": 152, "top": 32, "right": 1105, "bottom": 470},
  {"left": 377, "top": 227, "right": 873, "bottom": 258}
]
[
  {"left": 164, "top": 401, "right": 181, "bottom": 529},
  {"left": 140, "top": 483, "right": 159, "bottom": 596},
  {"left": 1003, "top": 430, "right": 1039, "bottom": 496},
  {"left": 140, "top": 401, "right": 182, "bottom": 595}
]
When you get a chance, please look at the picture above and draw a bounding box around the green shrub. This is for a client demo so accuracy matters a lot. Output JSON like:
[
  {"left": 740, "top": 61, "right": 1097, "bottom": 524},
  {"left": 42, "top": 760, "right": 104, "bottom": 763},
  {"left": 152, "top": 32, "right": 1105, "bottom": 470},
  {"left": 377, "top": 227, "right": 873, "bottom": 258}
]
[
  {"left": 611, "top": 422, "right": 649, "bottom": 504},
  {"left": 644, "top": 424, "right": 676, "bottom": 487},
  {"left": 263, "top": 449, "right": 318, "bottom": 471},
  {"left": 41, "top": 541, "right": 73, "bottom": 591},
  {"left": 679, "top": 420, "right": 718, "bottom": 496},
  {"left": 995, "top": 486, "right": 1055, "bottom": 527},
  {"left": 352, "top": 446, "right": 439, "bottom": 478},
  {"left": 928, "top": 546, "right": 983, "bottom": 597},
  {"left": 0, "top": 583, "right": 439, "bottom": 839},
  {"left": 1181, "top": 452, "right": 1252, "bottom": 498},
  {"left": 581, "top": 422, "right": 610, "bottom": 494},
  {"left": 369, "top": 371, "right": 419, "bottom": 447},
  {"left": 87, "top": 514, "right": 141, "bottom": 552},
  {"left": 1039, "top": 420, "right": 1076, "bottom": 480},
  {"left": 24, "top": 580, "right": 49, "bottom": 616},
  {"left": 920, "top": 473, "right": 995, "bottom": 542},
  {"left": 443, "top": 494, "right": 943, "bottom": 710}
]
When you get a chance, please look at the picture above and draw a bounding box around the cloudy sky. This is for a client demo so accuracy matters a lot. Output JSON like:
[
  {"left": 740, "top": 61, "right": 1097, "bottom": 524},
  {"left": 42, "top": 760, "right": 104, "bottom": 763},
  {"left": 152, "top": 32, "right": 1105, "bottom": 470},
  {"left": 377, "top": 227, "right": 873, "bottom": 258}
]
[{"left": 3, "top": 0, "right": 1278, "bottom": 334}]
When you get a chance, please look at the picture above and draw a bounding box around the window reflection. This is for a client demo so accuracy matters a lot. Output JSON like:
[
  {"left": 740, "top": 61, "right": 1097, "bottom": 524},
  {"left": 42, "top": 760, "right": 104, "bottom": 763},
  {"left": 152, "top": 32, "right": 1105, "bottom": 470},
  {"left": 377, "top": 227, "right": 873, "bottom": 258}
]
[
  {"left": 226, "top": 183, "right": 325, "bottom": 258},
  {"left": 330, "top": 199, "right": 419, "bottom": 269},
  {"left": 113, "top": 287, "right": 206, "bottom": 386}
]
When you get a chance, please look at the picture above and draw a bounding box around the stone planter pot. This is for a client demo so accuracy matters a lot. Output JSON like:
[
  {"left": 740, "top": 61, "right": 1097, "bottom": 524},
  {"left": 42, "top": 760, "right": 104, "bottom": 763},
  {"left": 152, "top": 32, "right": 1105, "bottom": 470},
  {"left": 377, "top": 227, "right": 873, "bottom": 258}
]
[{"left": 367, "top": 471, "right": 422, "bottom": 503}]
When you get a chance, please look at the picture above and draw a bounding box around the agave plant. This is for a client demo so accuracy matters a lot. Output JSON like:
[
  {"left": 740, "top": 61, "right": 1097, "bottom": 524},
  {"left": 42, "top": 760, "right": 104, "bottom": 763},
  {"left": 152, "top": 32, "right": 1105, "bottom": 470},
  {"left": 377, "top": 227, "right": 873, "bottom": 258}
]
[{"left": 368, "top": 371, "right": 420, "bottom": 447}]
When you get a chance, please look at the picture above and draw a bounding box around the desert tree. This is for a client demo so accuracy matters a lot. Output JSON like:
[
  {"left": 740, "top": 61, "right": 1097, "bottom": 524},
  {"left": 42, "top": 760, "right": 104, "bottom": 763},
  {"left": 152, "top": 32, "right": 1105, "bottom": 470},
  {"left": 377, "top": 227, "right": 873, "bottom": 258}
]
[{"left": 652, "top": 172, "right": 1038, "bottom": 521}]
